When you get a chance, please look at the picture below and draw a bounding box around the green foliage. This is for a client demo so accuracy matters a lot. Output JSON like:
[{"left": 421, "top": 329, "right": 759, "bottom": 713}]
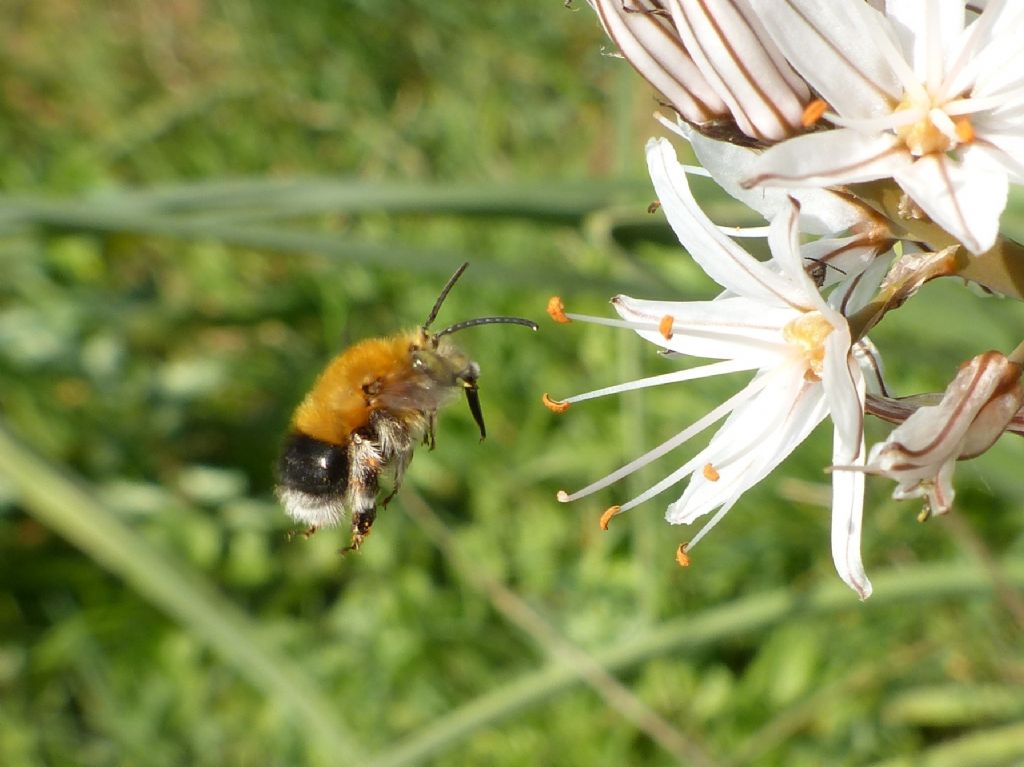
[{"left": 2, "top": 2, "right": 1024, "bottom": 766}]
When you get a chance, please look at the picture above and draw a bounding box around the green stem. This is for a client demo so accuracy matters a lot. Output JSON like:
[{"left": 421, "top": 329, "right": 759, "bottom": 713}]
[{"left": 850, "top": 179, "right": 1024, "bottom": 300}]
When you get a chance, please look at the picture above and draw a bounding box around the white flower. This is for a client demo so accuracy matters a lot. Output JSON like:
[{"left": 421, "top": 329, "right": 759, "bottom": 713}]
[
  {"left": 551, "top": 137, "right": 874, "bottom": 598},
  {"left": 861, "top": 351, "right": 1023, "bottom": 517},
  {"left": 744, "top": 0, "right": 1024, "bottom": 255}
]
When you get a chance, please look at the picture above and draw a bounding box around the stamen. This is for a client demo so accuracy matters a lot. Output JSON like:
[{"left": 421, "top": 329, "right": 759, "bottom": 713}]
[
  {"left": 954, "top": 116, "right": 974, "bottom": 144},
  {"left": 558, "top": 372, "right": 774, "bottom": 503},
  {"left": 599, "top": 505, "right": 621, "bottom": 531},
  {"left": 547, "top": 296, "right": 571, "bottom": 324},
  {"left": 675, "top": 542, "right": 690, "bottom": 567},
  {"left": 801, "top": 98, "right": 828, "bottom": 127},
  {"left": 702, "top": 463, "right": 720, "bottom": 482},
  {"left": 917, "top": 502, "right": 932, "bottom": 523},
  {"left": 659, "top": 314, "right": 675, "bottom": 340},
  {"left": 560, "top": 358, "right": 757, "bottom": 406},
  {"left": 634, "top": 373, "right": 800, "bottom": 517},
  {"left": 783, "top": 311, "right": 833, "bottom": 378},
  {"left": 647, "top": 200, "right": 661, "bottom": 214},
  {"left": 617, "top": 453, "right": 706, "bottom": 514},
  {"left": 542, "top": 392, "right": 571, "bottom": 413},
  {"left": 685, "top": 498, "right": 739, "bottom": 550}
]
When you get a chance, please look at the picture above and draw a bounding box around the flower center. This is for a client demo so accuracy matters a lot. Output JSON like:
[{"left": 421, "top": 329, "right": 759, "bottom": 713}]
[
  {"left": 893, "top": 96, "right": 974, "bottom": 157},
  {"left": 783, "top": 311, "right": 833, "bottom": 379}
]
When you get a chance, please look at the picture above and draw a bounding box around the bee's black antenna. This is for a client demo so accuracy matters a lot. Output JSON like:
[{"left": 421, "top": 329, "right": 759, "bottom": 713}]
[
  {"left": 437, "top": 316, "right": 539, "bottom": 337},
  {"left": 423, "top": 262, "right": 470, "bottom": 330}
]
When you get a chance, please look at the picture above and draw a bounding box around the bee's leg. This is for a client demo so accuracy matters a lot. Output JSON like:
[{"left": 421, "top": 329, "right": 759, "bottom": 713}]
[
  {"left": 380, "top": 484, "right": 400, "bottom": 509},
  {"left": 341, "top": 432, "right": 381, "bottom": 554},
  {"left": 372, "top": 410, "right": 417, "bottom": 507},
  {"left": 345, "top": 506, "right": 376, "bottom": 553},
  {"left": 286, "top": 525, "right": 318, "bottom": 541},
  {"left": 423, "top": 412, "right": 437, "bottom": 450},
  {"left": 380, "top": 449, "right": 413, "bottom": 508}
]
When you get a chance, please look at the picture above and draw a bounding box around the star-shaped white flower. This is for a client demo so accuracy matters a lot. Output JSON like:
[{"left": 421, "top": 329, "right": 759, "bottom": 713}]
[
  {"left": 552, "top": 137, "right": 874, "bottom": 598},
  {"left": 744, "top": 0, "right": 1024, "bottom": 255}
]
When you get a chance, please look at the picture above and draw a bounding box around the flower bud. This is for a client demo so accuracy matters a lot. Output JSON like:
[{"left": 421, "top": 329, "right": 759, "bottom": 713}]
[{"left": 866, "top": 352, "right": 1024, "bottom": 517}]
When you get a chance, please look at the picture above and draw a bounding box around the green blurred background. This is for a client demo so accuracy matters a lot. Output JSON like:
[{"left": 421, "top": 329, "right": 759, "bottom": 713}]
[{"left": 2, "top": 2, "right": 1024, "bottom": 765}]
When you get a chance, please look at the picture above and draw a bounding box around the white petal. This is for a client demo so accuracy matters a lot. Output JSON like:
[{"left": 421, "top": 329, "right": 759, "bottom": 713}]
[
  {"left": 612, "top": 294, "right": 793, "bottom": 362},
  {"left": 591, "top": 0, "right": 727, "bottom": 123},
  {"left": 746, "top": 130, "right": 911, "bottom": 188},
  {"left": 893, "top": 152, "right": 1008, "bottom": 254},
  {"left": 829, "top": 444, "right": 872, "bottom": 600},
  {"left": 647, "top": 138, "right": 806, "bottom": 306},
  {"left": 852, "top": 338, "right": 889, "bottom": 397},
  {"left": 766, "top": 196, "right": 826, "bottom": 306},
  {"left": 885, "top": 0, "right": 965, "bottom": 89},
  {"left": 747, "top": 0, "right": 903, "bottom": 117},
  {"left": 676, "top": 121, "right": 877, "bottom": 234},
  {"left": 822, "top": 329, "right": 865, "bottom": 465},
  {"left": 827, "top": 253, "right": 893, "bottom": 317},
  {"left": 954, "top": 2, "right": 1024, "bottom": 99},
  {"left": 800, "top": 236, "right": 886, "bottom": 287},
  {"left": 966, "top": 131, "right": 1024, "bottom": 184},
  {"left": 668, "top": 364, "right": 828, "bottom": 523},
  {"left": 666, "top": 0, "right": 808, "bottom": 141}
]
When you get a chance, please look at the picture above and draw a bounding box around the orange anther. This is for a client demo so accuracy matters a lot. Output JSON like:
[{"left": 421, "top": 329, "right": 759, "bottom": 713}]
[
  {"left": 801, "top": 98, "right": 828, "bottom": 127},
  {"left": 659, "top": 314, "right": 675, "bottom": 340},
  {"left": 954, "top": 116, "right": 975, "bottom": 144},
  {"left": 599, "top": 505, "right": 621, "bottom": 531},
  {"left": 675, "top": 542, "right": 691, "bottom": 567},
  {"left": 647, "top": 200, "right": 662, "bottom": 214},
  {"left": 702, "top": 463, "right": 720, "bottom": 482},
  {"left": 542, "top": 392, "right": 571, "bottom": 413},
  {"left": 547, "top": 296, "right": 571, "bottom": 324}
]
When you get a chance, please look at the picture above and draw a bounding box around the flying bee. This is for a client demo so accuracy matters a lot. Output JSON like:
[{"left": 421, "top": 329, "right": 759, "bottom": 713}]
[{"left": 276, "top": 263, "right": 537, "bottom": 552}]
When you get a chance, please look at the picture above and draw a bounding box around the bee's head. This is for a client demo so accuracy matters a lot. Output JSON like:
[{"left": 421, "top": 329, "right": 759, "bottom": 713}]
[{"left": 418, "top": 262, "right": 538, "bottom": 439}]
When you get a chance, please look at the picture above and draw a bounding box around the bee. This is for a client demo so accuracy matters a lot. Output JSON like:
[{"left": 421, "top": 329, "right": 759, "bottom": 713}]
[{"left": 276, "top": 263, "right": 537, "bottom": 551}]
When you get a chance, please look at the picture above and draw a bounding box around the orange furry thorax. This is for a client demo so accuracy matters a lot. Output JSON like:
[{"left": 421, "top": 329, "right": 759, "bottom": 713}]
[{"left": 291, "top": 333, "right": 416, "bottom": 445}]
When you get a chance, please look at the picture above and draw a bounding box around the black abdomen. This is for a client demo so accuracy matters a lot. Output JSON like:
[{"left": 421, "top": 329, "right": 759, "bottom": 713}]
[{"left": 276, "top": 432, "right": 349, "bottom": 496}]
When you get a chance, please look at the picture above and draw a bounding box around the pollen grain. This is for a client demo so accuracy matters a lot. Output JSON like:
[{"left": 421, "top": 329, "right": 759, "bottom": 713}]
[
  {"left": 547, "top": 296, "right": 571, "bottom": 324},
  {"left": 659, "top": 314, "right": 675, "bottom": 340},
  {"left": 599, "top": 505, "right": 621, "bottom": 531},
  {"left": 702, "top": 463, "right": 720, "bottom": 482},
  {"left": 954, "top": 116, "right": 975, "bottom": 144},
  {"left": 675, "top": 543, "right": 691, "bottom": 567},
  {"left": 801, "top": 99, "right": 828, "bottom": 127},
  {"left": 542, "top": 392, "right": 571, "bottom": 413}
]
